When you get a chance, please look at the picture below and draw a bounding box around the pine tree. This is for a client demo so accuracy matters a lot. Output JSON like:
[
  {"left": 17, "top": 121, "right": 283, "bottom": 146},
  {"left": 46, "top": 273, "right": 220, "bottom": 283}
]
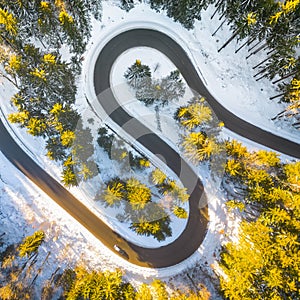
[
  {"left": 151, "top": 279, "right": 169, "bottom": 300},
  {"left": 151, "top": 168, "right": 167, "bottom": 185},
  {"left": 37, "top": 1, "right": 63, "bottom": 47},
  {"left": 128, "top": 202, "right": 171, "bottom": 241},
  {"left": 124, "top": 60, "right": 151, "bottom": 88},
  {"left": 284, "top": 161, "right": 300, "bottom": 192},
  {"left": 62, "top": 164, "right": 77, "bottom": 186},
  {"left": 0, "top": 8, "right": 18, "bottom": 37},
  {"left": 65, "top": 267, "right": 135, "bottom": 300},
  {"left": 0, "top": 49, "right": 19, "bottom": 87},
  {"left": 135, "top": 77, "right": 156, "bottom": 106},
  {"left": 220, "top": 141, "right": 300, "bottom": 299},
  {"left": 97, "top": 127, "right": 114, "bottom": 158},
  {"left": 220, "top": 216, "right": 300, "bottom": 299},
  {"left": 102, "top": 178, "right": 125, "bottom": 207},
  {"left": 172, "top": 206, "right": 188, "bottom": 219},
  {"left": 175, "top": 98, "right": 212, "bottom": 130},
  {"left": 135, "top": 283, "right": 153, "bottom": 300},
  {"left": 155, "top": 70, "right": 185, "bottom": 106},
  {"left": 226, "top": 139, "right": 249, "bottom": 159},
  {"left": 225, "top": 159, "right": 243, "bottom": 177},
  {"left": 125, "top": 177, "right": 152, "bottom": 210},
  {"left": 183, "top": 132, "right": 220, "bottom": 162},
  {"left": 275, "top": 75, "right": 300, "bottom": 123},
  {"left": 253, "top": 149, "right": 281, "bottom": 168},
  {"left": 19, "top": 230, "right": 45, "bottom": 258},
  {"left": 119, "top": 0, "right": 135, "bottom": 12},
  {"left": 26, "top": 117, "right": 47, "bottom": 136},
  {"left": 150, "top": 0, "right": 215, "bottom": 29}
]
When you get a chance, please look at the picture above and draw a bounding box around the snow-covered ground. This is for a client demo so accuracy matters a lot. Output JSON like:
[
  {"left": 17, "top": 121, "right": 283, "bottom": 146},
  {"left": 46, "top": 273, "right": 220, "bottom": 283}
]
[
  {"left": 85, "top": 1, "right": 300, "bottom": 142},
  {"left": 0, "top": 0, "right": 299, "bottom": 296},
  {"left": 77, "top": 113, "right": 189, "bottom": 248},
  {"left": 110, "top": 47, "right": 193, "bottom": 147}
]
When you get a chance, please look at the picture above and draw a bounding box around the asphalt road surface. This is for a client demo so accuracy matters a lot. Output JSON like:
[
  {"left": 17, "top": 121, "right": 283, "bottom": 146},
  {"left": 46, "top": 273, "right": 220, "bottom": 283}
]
[
  {"left": 0, "top": 28, "right": 299, "bottom": 268},
  {"left": 94, "top": 29, "right": 300, "bottom": 158}
]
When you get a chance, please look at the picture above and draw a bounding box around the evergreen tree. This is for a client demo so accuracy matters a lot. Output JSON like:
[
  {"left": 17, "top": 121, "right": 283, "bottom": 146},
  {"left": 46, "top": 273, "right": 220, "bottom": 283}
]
[
  {"left": 135, "top": 77, "right": 157, "bottom": 105},
  {"left": 151, "top": 168, "right": 167, "bottom": 185},
  {"left": 124, "top": 59, "right": 151, "bottom": 88},
  {"left": 150, "top": 0, "right": 215, "bottom": 29},
  {"left": 125, "top": 177, "right": 152, "bottom": 210},
  {"left": 65, "top": 267, "right": 135, "bottom": 300},
  {"left": 155, "top": 70, "right": 185, "bottom": 106},
  {"left": 284, "top": 161, "right": 300, "bottom": 192},
  {"left": 183, "top": 132, "right": 219, "bottom": 162},
  {"left": 175, "top": 97, "right": 213, "bottom": 130},
  {"left": 129, "top": 203, "right": 172, "bottom": 241},
  {"left": 172, "top": 206, "right": 188, "bottom": 219},
  {"left": 119, "top": 0, "right": 135, "bottom": 12},
  {"left": 135, "top": 283, "right": 153, "bottom": 300},
  {"left": 151, "top": 279, "right": 169, "bottom": 300},
  {"left": 101, "top": 177, "right": 125, "bottom": 208},
  {"left": 136, "top": 70, "right": 185, "bottom": 107},
  {"left": 97, "top": 127, "right": 114, "bottom": 158},
  {"left": 62, "top": 163, "right": 78, "bottom": 186},
  {"left": 220, "top": 216, "right": 300, "bottom": 299},
  {"left": 18, "top": 230, "right": 45, "bottom": 258},
  {"left": 220, "top": 142, "right": 300, "bottom": 299},
  {"left": 0, "top": 8, "right": 18, "bottom": 48}
]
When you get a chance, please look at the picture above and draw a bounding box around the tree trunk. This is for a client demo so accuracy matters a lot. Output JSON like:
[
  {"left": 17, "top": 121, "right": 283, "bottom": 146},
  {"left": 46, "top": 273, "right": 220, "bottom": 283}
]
[
  {"left": 155, "top": 105, "right": 162, "bottom": 132},
  {"left": 254, "top": 66, "right": 268, "bottom": 77},
  {"left": 211, "top": 0, "right": 223, "bottom": 19},
  {"left": 293, "top": 121, "right": 300, "bottom": 128},
  {"left": 271, "top": 107, "right": 297, "bottom": 120},
  {"left": 57, "top": 32, "right": 63, "bottom": 45},
  {"left": 276, "top": 110, "right": 297, "bottom": 119},
  {"left": 272, "top": 71, "right": 298, "bottom": 84},
  {"left": 0, "top": 73, "right": 19, "bottom": 88},
  {"left": 37, "top": 35, "right": 47, "bottom": 49},
  {"left": 272, "top": 109, "right": 285, "bottom": 120},
  {"left": 235, "top": 36, "right": 256, "bottom": 53},
  {"left": 253, "top": 55, "right": 272, "bottom": 69},
  {"left": 253, "top": 42, "right": 268, "bottom": 54},
  {"left": 218, "top": 10, "right": 226, "bottom": 21},
  {"left": 211, "top": 7, "right": 219, "bottom": 20},
  {"left": 266, "top": 48, "right": 276, "bottom": 56},
  {"left": 50, "top": 267, "right": 61, "bottom": 284},
  {"left": 186, "top": 273, "right": 199, "bottom": 291},
  {"left": 248, "top": 39, "right": 264, "bottom": 52},
  {"left": 269, "top": 92, "right": 285, "bottom": 100},
  {"left": 218, "top": 28, "right": 241, "bottom": 52},
  {"left": 255, "top": 73, "right": 268, "bottom": 81},
  {"left": 30, "top": 252, "right": 51, "bottom": 287},
  {"left": 212, "top": 19, "right": 226, "bottom": 36},
  {"left": 0, "top": 34, "right": 18, "bottom": 52},
  {"left": 246, "top": 43, "right": 268, "bottom": 59}
]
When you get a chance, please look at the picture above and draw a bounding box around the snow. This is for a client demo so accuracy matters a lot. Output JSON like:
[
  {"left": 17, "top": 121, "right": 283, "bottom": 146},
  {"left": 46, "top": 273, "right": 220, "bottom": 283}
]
[
  {"left": 110, "top": 47, "right": 194, "bottom": 147},
  {"left": 0, "top": 148, "right": 224, "bottom": 291},
  {"left": 88, "top": 1, "right": 300, "bottom": 142},
  {"left": 191, "top": 9, "right": 300, "bottom": 143},
  {"left": 76, "top": 117, "right": 189, "bottom": 248},
  {"left": 0, "top": 0, "right": 299, "bottom": 296}
]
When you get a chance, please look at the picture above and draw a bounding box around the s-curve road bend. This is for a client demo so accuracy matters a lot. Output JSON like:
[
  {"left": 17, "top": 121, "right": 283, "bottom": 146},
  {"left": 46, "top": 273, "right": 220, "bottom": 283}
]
[
  {"left": 94, "top": 29, "right": 300, "bottom": 159},
  {"left": 93, "top": 28, "right": 300, "bottom": 261},
  {"left": 1, "top": 28, "right": 299, "bottom": 269},
  {"left": 0, "top": 118, "right": 206, "bottom": 267}
]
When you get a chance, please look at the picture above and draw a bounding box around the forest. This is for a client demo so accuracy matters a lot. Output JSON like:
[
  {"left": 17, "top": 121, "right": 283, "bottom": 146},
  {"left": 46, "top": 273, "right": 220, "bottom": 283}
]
[{"left": 0, "top": 0, "right": 299, "bottom": 299}]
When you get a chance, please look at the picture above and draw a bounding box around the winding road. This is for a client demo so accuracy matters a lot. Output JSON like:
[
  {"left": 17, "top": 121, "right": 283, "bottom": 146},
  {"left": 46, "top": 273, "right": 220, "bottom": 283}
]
[{"left": 0, "top": 28, "right": 299, "bottom": 268}]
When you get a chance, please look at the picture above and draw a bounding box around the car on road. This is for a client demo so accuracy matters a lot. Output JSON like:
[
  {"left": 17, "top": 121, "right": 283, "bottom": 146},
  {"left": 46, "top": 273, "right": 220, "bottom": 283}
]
[{"left": 113, "top": 245, "right": 129, "bottom": 259}]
